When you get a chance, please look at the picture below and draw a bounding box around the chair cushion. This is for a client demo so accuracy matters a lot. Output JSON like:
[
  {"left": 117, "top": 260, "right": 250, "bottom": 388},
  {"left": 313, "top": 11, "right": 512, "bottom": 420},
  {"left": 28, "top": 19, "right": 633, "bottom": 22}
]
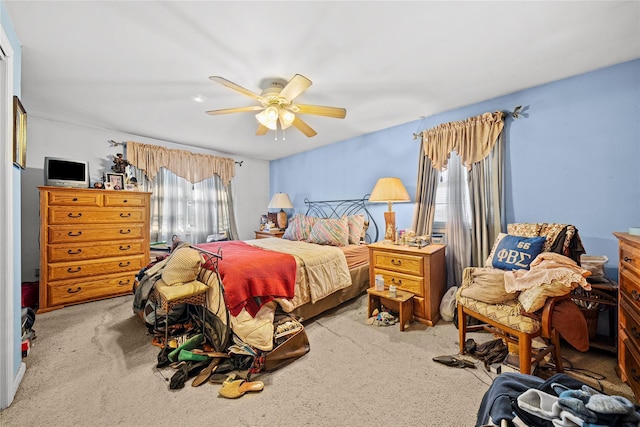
[
  {"left": 486, "top": 233, "right": 546, "bottom": 271},
  {"left": 457, "top": 295, "right": 540, "bottom": 334},
  {"left": 459, "top": 267, "right": 517, "bottom": 304},
  {"left": 156, "top": 278, "right": 208, "bottom": 303}
]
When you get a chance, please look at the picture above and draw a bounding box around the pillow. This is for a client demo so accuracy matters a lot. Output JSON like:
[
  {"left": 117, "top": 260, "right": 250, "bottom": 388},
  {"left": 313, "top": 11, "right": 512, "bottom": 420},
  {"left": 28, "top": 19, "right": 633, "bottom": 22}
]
[
  {"left": 518, "top": 280, "right": 575, "bottom": 313},
  {"left": 486, "top": 233, "right": 546, "bottom": 271},
  {"left": 459, "top": 267, "right": 517, "bottom": 304},
  {"left": 283, "top": 214, "right": 317, "bottom": 241},
  {"left": 162, "top": 247, "right": 203, "bottom": 286},
  {"left": 347, "top": 214, "right": 366, "bottom": 244},
  {"left": 307, "top": 217, "right": 349, "bottom": 246}
]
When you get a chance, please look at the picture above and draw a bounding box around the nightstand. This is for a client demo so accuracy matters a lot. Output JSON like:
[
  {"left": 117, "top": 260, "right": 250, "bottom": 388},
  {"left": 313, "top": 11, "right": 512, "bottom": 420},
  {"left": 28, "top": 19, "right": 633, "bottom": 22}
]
[
  {"left": 254, "top": 229, "right": 285, "bottom": 239},
  {"left": 368, "top": 241, "right": 446, "bottom": 326}
]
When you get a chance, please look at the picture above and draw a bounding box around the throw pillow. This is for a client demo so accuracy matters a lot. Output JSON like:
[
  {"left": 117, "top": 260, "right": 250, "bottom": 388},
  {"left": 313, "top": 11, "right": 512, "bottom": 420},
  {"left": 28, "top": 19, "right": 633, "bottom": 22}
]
[
  {"left": 283, "top": 214, "right": 317, "bottom": 241},
  {"left": 162, "top": 247, "right": 203, "bottom": 286},
  {"left": 307, "top": 217, "right": 349, "bottom": 246},
  {"left": 347, "top": 214, "right": 366, "bottom": 244},
  {"left": 459, "top": 267, "right": 517, "bottom": 304},
  {"left": 486, "top": 233, "right": 546, "bottom": 271}
]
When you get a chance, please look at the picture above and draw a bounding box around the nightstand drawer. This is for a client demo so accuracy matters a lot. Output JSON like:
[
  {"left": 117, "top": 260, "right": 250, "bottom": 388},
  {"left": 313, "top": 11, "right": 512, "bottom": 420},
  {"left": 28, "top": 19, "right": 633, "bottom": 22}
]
[
  {"left": 373, "top": 268, "right": 424, "bottom": 297},
  {"left": 371, "top": 250, "right": 423, "bottom": 275}
]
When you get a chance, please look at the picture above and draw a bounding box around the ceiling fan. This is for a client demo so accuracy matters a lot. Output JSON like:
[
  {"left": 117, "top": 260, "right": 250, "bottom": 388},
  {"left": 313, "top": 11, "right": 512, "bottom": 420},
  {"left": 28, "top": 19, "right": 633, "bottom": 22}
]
[{"left": 206, "top": 74, "right": 346, "bottom": 138}]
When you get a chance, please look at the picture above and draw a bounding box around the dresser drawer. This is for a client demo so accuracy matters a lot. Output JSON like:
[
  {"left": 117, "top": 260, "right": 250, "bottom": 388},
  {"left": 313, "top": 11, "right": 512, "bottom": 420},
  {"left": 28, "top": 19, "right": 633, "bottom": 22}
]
[
  {"left": 620, "top": 329, "right": 640, "bottom": 399},
  {"left": 374, "top": 268, "right": 424, "bottom": 297},
  {"left": 621, "top": 243, "right": 640, "bottom": 277},
  {"left": 48, "top": 191, "right": 102, "bottom": 207},
  {"left": 104, "top": 192, "right": 147, "bottom": 207},
  {"left": 372, "top": 250, "right": 423, "bottom": 276},
  {"left": 48, "top": 224, "right": 147, "bottom": 244},
  {"left": 47, "top": 273, "right": 134, "bottom": 306},
  {"left": 47, "top": 240, "right": 146, "bottom": 262},
  {"left": 47, "top": 254, "right": 146, "bottom": 281},
  {"left": 48, "top": 207, "right": 147, "bottom": 225},
  {"left": 620, "top": 268, "right": 640, "bottom": 313},
  {"left": 620, "top": 299, "right": 640, "bottom": 349}
]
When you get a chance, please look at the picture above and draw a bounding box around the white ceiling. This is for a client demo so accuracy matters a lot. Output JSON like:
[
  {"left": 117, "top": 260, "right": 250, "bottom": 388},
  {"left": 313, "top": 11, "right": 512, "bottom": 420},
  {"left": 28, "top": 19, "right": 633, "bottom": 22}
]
[{"left": 5, "top": 1, "right": 640, "bottom": 161}]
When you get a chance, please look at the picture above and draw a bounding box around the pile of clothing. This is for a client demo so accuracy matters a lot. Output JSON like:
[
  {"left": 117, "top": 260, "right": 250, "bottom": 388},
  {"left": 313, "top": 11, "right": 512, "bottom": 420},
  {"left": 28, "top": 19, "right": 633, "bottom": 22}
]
[{"left": 477, "top": 372, "right": 640, "bottom": 427}]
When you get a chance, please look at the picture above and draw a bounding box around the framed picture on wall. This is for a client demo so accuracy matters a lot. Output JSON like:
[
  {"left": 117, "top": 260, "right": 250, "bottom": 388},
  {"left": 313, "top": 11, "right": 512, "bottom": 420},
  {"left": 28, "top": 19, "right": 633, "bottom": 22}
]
[
  {"left": 106, "top": 173, "right": 125, "bottom": 190},
  {"left": 13, "top": 96, "right": 27, "bottom": 169}
]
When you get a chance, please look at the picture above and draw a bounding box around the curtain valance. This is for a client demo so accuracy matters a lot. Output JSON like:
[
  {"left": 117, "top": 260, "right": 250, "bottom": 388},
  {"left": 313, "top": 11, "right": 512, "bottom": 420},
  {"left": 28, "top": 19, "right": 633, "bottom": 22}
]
[
  {"left": 126, "top": 141, "right": 235, "bottom": 185},
  {"left": 419, "top": 111, "right": 505, "bottom": 171}
]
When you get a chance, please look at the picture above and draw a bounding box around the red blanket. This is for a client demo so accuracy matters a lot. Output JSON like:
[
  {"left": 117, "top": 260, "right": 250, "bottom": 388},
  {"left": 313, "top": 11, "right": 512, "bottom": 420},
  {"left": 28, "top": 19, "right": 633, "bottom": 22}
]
[{"left": 195, "top": 241, "right": 296, "bottom": 317}]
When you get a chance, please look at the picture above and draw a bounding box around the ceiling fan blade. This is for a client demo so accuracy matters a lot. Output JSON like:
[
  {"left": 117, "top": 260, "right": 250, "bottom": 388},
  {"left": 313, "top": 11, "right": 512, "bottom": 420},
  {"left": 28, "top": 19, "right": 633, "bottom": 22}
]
[
  {"left": 279, "top": 74, "right": 312, "bottom": 102},
  {"left": 294, "top": 104, "right": 347, "bottom": 119},
  {"left": 209, "top": 76, "right": 261, "bottom": 100},
  {"left": 292, "top": 116, "right": 317, "bottom": 138},
  {"left": 206, "top": 106, "right": 264, "bottom": 115},
  {"left": 256, "top": 124, "right": 269, "bottom": 136}
]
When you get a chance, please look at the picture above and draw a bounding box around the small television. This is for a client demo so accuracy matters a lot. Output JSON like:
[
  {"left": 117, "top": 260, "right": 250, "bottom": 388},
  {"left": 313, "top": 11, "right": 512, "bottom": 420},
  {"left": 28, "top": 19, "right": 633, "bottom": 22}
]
[{"left": 44, "top": 157, "right": 90, "bottom": 188}]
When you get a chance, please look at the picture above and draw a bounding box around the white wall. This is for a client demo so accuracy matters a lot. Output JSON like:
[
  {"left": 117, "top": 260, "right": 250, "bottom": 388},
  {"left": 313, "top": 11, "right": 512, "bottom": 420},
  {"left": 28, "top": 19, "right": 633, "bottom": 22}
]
[{"left": 21, "top": 117, "right": 270, "bottom": 281}]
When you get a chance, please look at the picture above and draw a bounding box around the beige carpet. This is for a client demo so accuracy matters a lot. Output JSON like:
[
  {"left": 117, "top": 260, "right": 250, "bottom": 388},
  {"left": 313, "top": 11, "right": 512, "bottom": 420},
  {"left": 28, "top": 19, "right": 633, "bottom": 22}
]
[{"left": 0, "top": 294, "right": 634, "bottom": 426}]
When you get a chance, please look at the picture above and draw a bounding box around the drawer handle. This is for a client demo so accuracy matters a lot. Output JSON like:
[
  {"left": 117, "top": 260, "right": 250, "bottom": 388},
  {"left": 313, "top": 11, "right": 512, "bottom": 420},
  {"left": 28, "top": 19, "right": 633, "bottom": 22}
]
[
  {"left": 119, "top": 279, "right": 130, "bottom": 286},
  {"left": 119, "top": 245, "right": 131, "bottom": 251},
  {"left": 67, "top": 267, "right": 81, "bottom": 273},
  {"left": 67, "top": 287, "right": 81, "bottom": 294},
  {"left": 632, "top": 290, "right": 640, "bottom": 301},
  {"left": 119, "top": 229, "right": 131, "bottom": 234},
  {"left": 67, "top": 249, "right": 82, "bottom": 255},
  {"left": 624, "top": 256, "right": 633, "bottom": 263},
  {"left": 123, "top": 199, "right": 128, "bottom": 203},
  {"left": 72, "top": 198, "right": 78, "bottom": 201},
  {"left": 67, "top": 231, "right": 82, "bottom": 237},
  {"left": 391, "top": 259, "right": 402, "bottom": 266},
  {"left": 119, "top": 261, "right": 131, "bottom": 268},
  {"left": 67, "top": 213, "right": 82, "bottom": 218},
  {"left": 391, "top": 278, "right": 403, "bottom": 285},
  {"left": 631, "top": 326, "right": 640, "bottom": 339},
  {"left": 119, "top": 212, "right": 132, "bottom": 218}
]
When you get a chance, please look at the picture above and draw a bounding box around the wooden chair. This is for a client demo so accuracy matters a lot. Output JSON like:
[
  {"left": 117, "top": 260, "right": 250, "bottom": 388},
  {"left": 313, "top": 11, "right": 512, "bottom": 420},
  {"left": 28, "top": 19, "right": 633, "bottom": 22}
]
[{"left": 456, "top": 223, "right": 586, "bottom": 374}]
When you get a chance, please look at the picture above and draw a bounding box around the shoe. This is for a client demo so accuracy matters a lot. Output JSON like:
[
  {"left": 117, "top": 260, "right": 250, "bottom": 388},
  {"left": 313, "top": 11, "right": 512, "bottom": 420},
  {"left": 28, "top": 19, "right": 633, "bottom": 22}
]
[
  {"left": 178, "top": 349, "right": 210, "bottom": 362},
  {"left": 192, "top": 358, "right": 222, "bottom": 387},
  {"left": 168, "top": 333, "right": 204, "bottom": 362},
  {"left": 218, "top": 374, "right": 265, "bottom": 399},
  {"left": 168, "top": 360, "right": 209, "bottom": 390},
  {"left": 432, "top": 355, "right": 477, "bottom": 369},
  {"left": 464, "top": 338, "right": 477, "bottom": 354}
]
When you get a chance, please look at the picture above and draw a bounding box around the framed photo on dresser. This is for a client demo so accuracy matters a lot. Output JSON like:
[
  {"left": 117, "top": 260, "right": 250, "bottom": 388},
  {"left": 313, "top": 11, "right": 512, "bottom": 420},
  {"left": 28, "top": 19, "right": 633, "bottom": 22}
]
[{"left": 106, "top": 173, "right": 124, "bottom": 190}]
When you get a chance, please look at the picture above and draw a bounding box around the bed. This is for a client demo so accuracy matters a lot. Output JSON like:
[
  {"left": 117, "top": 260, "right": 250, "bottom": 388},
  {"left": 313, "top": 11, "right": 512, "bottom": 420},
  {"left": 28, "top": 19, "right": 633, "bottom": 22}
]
[{"left": 192, "top": 196, "right": 378, "bottom": 351}]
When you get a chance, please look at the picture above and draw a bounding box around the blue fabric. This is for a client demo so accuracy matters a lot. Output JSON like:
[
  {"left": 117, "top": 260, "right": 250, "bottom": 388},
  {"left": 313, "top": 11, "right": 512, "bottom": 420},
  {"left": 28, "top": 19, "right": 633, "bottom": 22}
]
[{"left": 489, "top": 234, "right": 546, "bottom": 271}]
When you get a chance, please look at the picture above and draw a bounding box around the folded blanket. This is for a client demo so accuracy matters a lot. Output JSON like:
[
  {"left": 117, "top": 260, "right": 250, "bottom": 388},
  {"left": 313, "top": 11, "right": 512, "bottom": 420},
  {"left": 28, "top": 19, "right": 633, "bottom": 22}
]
[{"left": 196, "top": 241, "right": 296, "bottom": 317}]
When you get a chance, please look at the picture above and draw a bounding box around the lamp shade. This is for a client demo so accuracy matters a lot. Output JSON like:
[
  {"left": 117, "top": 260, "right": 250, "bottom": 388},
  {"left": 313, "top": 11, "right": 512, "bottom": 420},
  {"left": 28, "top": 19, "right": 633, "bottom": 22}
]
[
  {"left": 268, "top": 192, "right": 293, "bottom": 210},
  {"left": 368, "top": 177, "right": 410, "bottom": 241},
  {"left": 368, "top": 177, "right": 411, "bottom": 208},
  {"left": 268, "top": 192, "right": 293, "bottom": 230}
]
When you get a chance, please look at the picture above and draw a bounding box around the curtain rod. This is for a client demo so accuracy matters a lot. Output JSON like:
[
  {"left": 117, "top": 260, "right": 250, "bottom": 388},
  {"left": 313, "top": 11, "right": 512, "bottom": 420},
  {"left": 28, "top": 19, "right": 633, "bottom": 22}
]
[
  {"left": 411, "top": 106, "right": 523, "bottom": 140},
  {"left": 107, "top": 140, "right": 243, "bottom": 166}
]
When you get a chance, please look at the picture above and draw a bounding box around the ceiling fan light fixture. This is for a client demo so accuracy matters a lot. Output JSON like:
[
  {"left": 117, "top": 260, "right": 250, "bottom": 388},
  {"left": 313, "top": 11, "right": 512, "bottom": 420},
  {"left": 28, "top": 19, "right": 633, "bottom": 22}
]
[
  {"left": 256, "top": 106, "right": 279, "bottom": 130},
  {"left": 279, "top": 109, "right": 295, "bottom": 129}
]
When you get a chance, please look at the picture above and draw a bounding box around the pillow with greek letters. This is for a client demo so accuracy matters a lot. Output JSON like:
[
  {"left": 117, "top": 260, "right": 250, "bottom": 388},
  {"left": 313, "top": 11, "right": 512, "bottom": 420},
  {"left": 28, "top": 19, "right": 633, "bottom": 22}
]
[{"left": 485, "top": 233, "right": 546, "bottom": 271}]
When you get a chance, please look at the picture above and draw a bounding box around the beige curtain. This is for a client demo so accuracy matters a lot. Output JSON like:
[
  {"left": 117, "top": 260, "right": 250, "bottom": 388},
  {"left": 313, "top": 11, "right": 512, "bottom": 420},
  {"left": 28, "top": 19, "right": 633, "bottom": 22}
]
[
  {"left": 126, "top": 141, "right": 236, "bottom": 185},
  {"left": 420, "top": 111, "right": 505, "bottom": 172}
]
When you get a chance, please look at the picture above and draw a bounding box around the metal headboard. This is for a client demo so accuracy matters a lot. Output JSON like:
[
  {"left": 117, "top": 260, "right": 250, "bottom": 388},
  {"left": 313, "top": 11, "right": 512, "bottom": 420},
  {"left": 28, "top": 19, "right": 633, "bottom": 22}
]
[{"left": 304, "top": 195, "right": 378, "bottom": 243}]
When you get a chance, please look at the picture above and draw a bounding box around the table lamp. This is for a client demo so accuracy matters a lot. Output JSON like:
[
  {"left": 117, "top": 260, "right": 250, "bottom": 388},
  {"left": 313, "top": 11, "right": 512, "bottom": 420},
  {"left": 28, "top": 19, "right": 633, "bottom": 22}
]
[
  {"left": 268, "top": 192, "right": 294, "bottom": 230},
  {"left": 368, "top": 177, "right": 411, "bottom": 241}
]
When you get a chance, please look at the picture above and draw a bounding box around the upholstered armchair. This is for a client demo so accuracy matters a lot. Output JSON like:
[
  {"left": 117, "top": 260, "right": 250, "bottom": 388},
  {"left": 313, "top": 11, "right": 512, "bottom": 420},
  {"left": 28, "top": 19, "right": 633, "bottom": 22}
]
[{"left": 456, "top": 223, "right": 590, "bottom": 374}]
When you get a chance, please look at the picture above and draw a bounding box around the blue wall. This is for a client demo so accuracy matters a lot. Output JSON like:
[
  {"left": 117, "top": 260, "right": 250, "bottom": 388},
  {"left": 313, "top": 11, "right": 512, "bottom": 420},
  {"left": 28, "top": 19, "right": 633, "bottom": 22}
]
[{"left": 271, "top": 59, "right": 640, "bottom": 279}]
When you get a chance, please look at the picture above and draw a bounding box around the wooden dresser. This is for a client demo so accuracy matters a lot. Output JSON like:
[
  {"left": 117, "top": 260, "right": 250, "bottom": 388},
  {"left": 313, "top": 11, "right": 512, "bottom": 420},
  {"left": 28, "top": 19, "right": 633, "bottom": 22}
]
[
  {"left": 368, "top": 242, "right": 446, "bottom": 326},
  {"left": 38, "top": 186, "right": 151, "bottom": 312},
  {"left": 614, "top": 232, "right": 640, "bottom": 400}
]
